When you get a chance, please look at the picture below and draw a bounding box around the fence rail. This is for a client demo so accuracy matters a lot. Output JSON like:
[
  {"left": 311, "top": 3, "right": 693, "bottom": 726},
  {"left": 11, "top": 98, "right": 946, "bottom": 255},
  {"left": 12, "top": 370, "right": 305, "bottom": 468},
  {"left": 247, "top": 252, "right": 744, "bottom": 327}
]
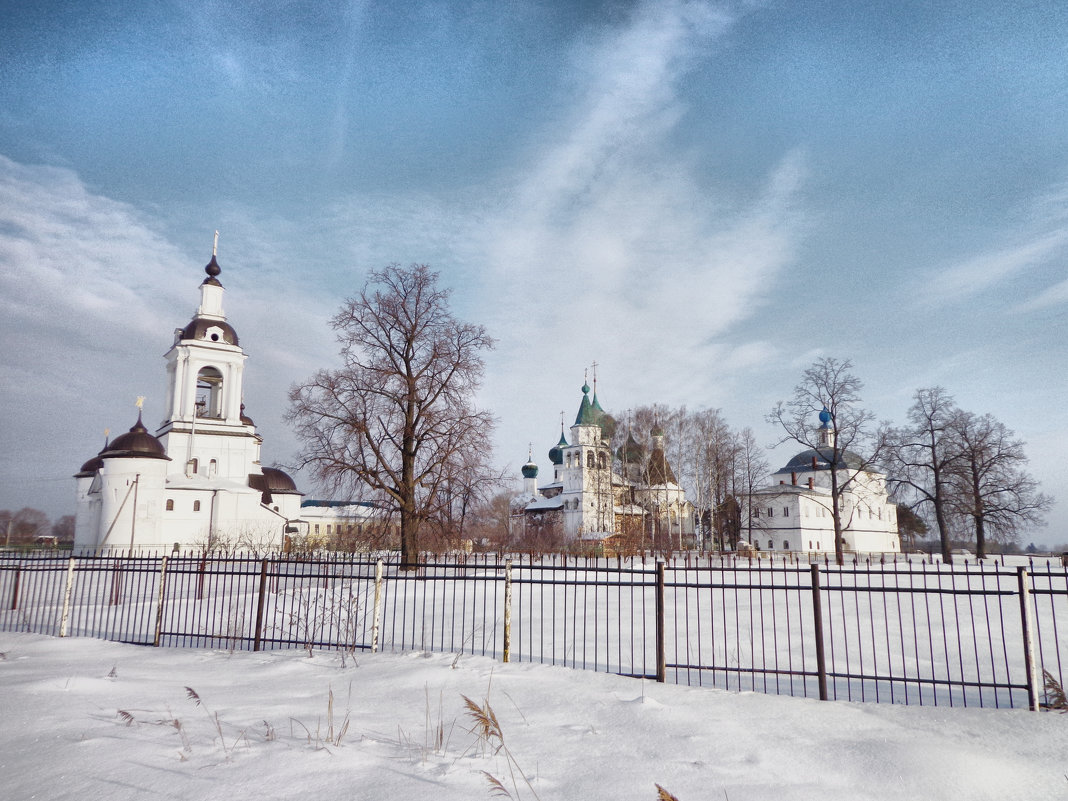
[{"left": 1, "top": 551, "right": 1064, "bottom": 711}]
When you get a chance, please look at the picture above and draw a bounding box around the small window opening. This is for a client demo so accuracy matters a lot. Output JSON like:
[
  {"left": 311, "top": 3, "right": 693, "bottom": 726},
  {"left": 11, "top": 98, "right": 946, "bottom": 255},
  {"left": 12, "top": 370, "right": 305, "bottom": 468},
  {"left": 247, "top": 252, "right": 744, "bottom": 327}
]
[
  {"left": 193, "top": 500, "right": 201, "bottom": 512},
  {"left": 165, "top": 499, "right": 174, "bottom": 511}
]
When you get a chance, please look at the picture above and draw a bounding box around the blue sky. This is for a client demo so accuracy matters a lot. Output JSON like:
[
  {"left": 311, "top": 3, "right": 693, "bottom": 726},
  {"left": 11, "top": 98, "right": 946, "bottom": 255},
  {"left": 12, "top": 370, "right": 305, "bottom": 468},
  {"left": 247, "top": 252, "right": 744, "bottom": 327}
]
[{"left": 1, "top": 0, "right": 1065, "bottom": 543}]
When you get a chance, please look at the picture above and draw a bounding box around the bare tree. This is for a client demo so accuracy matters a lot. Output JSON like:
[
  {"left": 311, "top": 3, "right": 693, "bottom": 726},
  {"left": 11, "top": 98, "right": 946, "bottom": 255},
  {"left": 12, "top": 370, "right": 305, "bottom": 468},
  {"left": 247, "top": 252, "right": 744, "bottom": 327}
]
[
  {"left": 884, "top": 388, "right": 960, "bottom": 562},
  {"left": 733, "top": 427, "right": 769, "bottom": 547},
  {"left": 767, "top": 357, "right": 887, "bottom": 565},
  {"left": 287, "top": 264, "right": 495, "bottom": 567},
  {"left": 51, "top": 515, "right": 76, "bottom": 544},
  {"left": 8, "top": 507, "right": 50, "bottom": 545},
  {"left": 948, "top": 412, "right": 1051, "bottom": 558}
]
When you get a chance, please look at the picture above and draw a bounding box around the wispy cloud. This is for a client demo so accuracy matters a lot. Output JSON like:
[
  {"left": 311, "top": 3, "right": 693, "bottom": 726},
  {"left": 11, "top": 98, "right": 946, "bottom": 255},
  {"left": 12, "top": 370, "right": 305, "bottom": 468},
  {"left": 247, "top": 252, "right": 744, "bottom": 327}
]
[{"left": 921, "top": 182, "right": 1068, "bottom": 305}]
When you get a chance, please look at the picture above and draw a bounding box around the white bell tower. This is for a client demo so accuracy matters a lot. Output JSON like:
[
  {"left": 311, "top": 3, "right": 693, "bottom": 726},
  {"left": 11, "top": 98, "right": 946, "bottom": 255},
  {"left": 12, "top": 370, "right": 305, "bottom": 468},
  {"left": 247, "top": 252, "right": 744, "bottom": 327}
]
[{"left": 155, "top": 237, "right": 262, "bottom": 483}]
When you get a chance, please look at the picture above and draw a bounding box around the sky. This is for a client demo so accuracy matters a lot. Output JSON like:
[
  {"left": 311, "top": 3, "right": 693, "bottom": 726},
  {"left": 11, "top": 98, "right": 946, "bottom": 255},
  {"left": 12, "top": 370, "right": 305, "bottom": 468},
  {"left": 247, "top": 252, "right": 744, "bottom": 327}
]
[
  {"left": 5, "top": 632, "right": 1068, "bottom": 800},
  {"left": 0, "top": 0, "right": 1065, "bottom": 543}
]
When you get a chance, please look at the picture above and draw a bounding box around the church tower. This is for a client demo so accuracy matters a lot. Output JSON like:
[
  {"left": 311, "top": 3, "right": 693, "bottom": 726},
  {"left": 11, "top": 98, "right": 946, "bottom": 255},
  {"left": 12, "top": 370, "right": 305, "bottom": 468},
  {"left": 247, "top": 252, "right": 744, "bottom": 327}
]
[
  {"left": 560, "top": 379, "right": 614, "bottom": 536},
  {"left": 154, "top": 244, "right": 262, "bottom": 483}
]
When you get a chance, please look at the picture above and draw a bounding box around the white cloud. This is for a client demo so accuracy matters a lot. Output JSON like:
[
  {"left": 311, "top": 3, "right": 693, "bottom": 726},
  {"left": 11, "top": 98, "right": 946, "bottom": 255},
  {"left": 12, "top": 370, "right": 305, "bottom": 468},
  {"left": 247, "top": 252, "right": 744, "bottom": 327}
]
[{"left": 921, "top": 181, "right": 1068, "bottom": 305}]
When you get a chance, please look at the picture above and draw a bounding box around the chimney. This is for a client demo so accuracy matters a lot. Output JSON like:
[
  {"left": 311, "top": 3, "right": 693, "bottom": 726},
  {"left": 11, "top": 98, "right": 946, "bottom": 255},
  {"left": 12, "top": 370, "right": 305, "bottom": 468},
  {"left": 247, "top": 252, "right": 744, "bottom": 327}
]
[
  {"left": 779, "top": 480, "right": 785, "bottom": 485},
  {"left": 791, "top": 471, "right": 797, "bottom": 485},
  {"left": 807, "top": 477, "right": 814, "bottom": 490},
  {"left": 811, "top": 455, "right": 818, "bottom": 470}
]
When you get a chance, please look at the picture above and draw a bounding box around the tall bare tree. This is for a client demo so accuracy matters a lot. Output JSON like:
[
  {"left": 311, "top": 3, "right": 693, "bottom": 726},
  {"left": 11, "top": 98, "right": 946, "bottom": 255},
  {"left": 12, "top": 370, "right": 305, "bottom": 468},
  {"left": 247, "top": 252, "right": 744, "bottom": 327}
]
[
  {"left": 733, "top": 426, "right": 769, "bottom": 546},
  {"left": 287, "top": 264, "right": 495, "bottom": 567},
  {"left": 767, "top": 357, "right": 887, "bottom": 565},
  {"left": 884, "top": 387, "right": 961, "bottom": 562},
  {"left": 949, "top": 412, "right": 1051, "bottom": 558}
]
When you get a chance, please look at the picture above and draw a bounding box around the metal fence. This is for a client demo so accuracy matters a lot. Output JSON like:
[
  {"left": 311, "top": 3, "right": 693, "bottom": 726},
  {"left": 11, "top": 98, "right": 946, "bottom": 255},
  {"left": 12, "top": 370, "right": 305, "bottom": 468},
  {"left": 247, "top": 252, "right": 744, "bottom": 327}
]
[{"left": 1, "top": 551, "right": 1064, "bottom": 711}]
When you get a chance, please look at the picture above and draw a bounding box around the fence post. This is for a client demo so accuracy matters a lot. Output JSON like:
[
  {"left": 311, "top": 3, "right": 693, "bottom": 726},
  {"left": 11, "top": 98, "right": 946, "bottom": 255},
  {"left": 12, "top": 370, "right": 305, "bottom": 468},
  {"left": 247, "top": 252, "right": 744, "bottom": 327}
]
[
  {"left": 1017, "top": 566, "right": 1040, "bottom": 711},
  {"left": 110, "top": 560, "right": 124, "bottom": 606},
  {"left": 810, "top": 563, "right": 828, "bottom": 701},
  {"left": 503, "top": 559, "right": 513, "bottom": 663},
  {"left": 153, "top": 556, "right": 168, "bottom": 647},
  {"left": 253, "top": 559, "right": 269, "bottom": 652},
  {"left": 655, "top": 561, "right": 666, "bottom": 683},
  {"left": 59, "top": 557, "right": 77, "bottom": 637},
  {"left": 9, "top": 564, "right": 20, "bottom": 610},
  {"left": 371, "top": 559, "right": 383, "bottom": 654}
]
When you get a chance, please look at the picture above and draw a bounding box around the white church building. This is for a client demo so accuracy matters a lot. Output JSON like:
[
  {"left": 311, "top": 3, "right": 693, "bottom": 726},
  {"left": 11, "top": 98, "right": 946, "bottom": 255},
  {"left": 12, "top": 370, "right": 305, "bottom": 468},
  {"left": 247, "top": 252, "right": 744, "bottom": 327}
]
[
  {"left": 73, "top": 247, "right": 304, "bottom": 552},
  {"left": 742, "top": 409, "right": 900, "bottom": 555},
  {"left": 512, "top": 380, "right": 695, "bottom": 548}
]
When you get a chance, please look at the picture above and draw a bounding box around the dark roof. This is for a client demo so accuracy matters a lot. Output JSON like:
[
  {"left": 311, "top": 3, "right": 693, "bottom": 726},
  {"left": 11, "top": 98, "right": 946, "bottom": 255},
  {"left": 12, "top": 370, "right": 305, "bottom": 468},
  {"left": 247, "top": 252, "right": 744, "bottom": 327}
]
[
  {"left": 776, "top": 447, "right": 865, "bottom": 473},
  {"left": 74, "top": 452, "right": 105, "bottom": 478},
  {"left": 101, "top": 414, "right": 170, "bottom": 461},
  {"left": 646, "top": 447, "right": 677, "bottom": 485},
  {"left": 616, "top": 433, "right": 645, "bottom": 464},
  {"left": 181, "top": 317, "right": 240, "bottom": 346},
  {"left": 249, "top": 467, "right": 300, "bottom": 494},
  {"left": 300, "top": 499, "right": 380, "bottom": 509}
]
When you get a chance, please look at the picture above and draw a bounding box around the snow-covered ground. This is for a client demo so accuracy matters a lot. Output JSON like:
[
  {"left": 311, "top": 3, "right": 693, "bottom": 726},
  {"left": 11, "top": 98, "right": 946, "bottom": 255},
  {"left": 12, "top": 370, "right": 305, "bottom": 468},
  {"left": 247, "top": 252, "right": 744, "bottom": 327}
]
[{"left": 2, "top": 632, "right": 1065, "bottom": 801}]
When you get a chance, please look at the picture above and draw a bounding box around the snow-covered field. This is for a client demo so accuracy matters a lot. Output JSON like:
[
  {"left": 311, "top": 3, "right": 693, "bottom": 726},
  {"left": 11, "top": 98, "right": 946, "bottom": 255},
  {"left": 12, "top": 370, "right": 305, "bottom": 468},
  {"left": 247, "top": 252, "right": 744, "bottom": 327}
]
[{"left": 2, "top": 632, "right": 1065, "bottom": 801}]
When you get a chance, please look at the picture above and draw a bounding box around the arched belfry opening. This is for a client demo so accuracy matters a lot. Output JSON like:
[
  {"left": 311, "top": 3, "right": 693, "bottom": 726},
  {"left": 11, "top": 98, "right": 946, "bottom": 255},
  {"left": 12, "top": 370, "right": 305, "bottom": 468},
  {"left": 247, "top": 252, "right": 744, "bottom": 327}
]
[{"left": 196, "top": 367, "right": 224, "bottom": 419}]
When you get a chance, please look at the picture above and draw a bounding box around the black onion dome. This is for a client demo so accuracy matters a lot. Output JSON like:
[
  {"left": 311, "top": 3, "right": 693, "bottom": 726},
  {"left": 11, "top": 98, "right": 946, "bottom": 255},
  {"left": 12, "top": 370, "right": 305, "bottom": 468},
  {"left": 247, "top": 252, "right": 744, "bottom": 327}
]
[
  {"left": 181, "top": 317, "right": 240, "bottom": 346},
  {"left": 75, "top": 450, "right": 105, "bottom": 478},
  {"left": 779, "top": 447, "right": 865, "bottom": 473},
  {"left": 203, "top": 254, "right": 223, "bottom": 286},
  {"left": 101, "top": 414, "right": 170, "bottom": 461}
]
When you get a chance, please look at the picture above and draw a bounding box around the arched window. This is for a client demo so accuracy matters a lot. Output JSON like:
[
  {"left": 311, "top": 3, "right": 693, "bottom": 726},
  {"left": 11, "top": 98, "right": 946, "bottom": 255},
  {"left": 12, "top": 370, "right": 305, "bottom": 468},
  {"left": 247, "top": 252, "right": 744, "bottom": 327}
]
[
  {"left": 768, "top": 539, "right": 774, "bottom": 550},
  {"left": 196, "top": 366, "right": 224, "bottom": 418},
  {"left": 597, "top": 452, "right": 607, "bottom": 469},
  {"left": 566, "top": 453, "right": 572, "bottom": 469},
  {"left": 165, "top": 499, "right": 174, "bottom": 511},
  {"left": 783, "top": 540, "right": 790, "bottom": 550},
  {"left": 208, "top": 459, "right": 217, "bottom": 477},
  {"left": 186, "top": 458, "right": 198, "bottom": 477},
  {"left": 193, "top": 500, "right": 201, "bottom": 512},
  {"left": 587, "top": 452, "right": 595, "bottom": 469}
]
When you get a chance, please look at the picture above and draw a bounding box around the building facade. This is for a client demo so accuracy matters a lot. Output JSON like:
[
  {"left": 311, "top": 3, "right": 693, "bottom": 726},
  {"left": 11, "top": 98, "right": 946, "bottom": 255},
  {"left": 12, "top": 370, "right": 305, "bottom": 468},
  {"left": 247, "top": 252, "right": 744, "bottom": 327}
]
[
  {"left": 74, "top": 249, "right": 304, "bottom": 551},
  {"left": 742, "top": 409, "right": 900, "bottom": 555},
  {"left": 511, "top": 381, "right": 695, "bottom": 548}
]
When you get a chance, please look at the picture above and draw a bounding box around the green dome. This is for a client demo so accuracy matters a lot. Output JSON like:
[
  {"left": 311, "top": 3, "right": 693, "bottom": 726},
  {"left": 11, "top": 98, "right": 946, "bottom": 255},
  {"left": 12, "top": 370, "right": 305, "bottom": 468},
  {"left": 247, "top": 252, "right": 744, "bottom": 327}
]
[
  {"left": 521, "top": 460, "right": 539, "bottom": 479},
  {"left": 548, "top": 431, "right": 568, "bottom": 465}
]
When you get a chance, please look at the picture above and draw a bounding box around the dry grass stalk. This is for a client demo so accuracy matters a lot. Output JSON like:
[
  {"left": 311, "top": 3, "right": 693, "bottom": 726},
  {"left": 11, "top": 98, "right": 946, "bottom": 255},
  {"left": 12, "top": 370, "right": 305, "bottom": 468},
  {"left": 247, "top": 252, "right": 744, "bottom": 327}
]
[{"left": 1043, "top": 669, "right": 1068, "bottom": 711}]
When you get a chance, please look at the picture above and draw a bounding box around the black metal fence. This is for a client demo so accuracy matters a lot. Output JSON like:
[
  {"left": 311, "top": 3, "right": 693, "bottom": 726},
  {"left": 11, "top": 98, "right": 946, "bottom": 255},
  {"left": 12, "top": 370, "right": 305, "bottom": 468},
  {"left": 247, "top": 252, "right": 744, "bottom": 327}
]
[{"left": 1, "top": 551, "right": 1064, "bottom": 711}]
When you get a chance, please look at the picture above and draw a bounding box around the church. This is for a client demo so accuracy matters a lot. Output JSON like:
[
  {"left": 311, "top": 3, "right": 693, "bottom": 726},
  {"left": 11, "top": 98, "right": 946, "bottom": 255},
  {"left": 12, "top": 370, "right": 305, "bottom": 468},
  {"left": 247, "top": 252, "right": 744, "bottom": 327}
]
[
  {"left": 73, "top": 246, "right": 305, "bottom": 552},
  {"left": 742, "top": 409, "right": 900, "bottom": 555},
  {"left": 511, "top": 380, "right": 695, "bottom": 549}
]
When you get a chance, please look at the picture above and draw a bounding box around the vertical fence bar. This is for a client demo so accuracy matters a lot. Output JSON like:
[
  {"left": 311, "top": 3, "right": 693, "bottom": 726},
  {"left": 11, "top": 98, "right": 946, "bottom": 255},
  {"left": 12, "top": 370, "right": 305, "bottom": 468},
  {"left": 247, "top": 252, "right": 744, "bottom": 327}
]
[
  {"left": 253, "top": 559, "right": 269, "bottom": 652},
  {"left": 58, "top": 557, "right": 76, "bottom": 637},
  {"left": 810, "top": 563, "right": 828, "bottom": 701},
  {"left": 1017, "top": 566, "right": 1039, "bottom": 711},
  {"left": 655, "top": 561, "right": 666, "bottom": 683},
  {"left": 503, "top": 559, "right": 512, "bottom": 663},
  {"left": 9, "top": 564, "right": 20, "bottom": 610},
  {"left": 153, "top": 556, "right": 168, "bottom": 647},
  {"left": 371, "top": 559, "right": 383, "bottom": 653}
]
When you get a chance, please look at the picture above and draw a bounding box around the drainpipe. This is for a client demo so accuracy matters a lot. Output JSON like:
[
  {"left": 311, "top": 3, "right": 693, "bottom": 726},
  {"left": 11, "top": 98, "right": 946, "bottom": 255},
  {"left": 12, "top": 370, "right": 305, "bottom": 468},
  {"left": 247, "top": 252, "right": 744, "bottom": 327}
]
[{"left": 129, "top": 473, "right": 141, "bottom": 550}]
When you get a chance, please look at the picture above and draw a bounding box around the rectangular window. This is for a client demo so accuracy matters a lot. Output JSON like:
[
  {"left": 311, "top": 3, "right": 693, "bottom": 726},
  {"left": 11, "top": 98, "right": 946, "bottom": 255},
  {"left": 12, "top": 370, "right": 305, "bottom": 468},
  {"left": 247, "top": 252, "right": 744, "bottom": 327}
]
[
  {"left": 767, "top": 508, "right": 773, "bottom": 517},
  {"left": 783, "top": 507, "right": 789, "bottom": 517}
]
